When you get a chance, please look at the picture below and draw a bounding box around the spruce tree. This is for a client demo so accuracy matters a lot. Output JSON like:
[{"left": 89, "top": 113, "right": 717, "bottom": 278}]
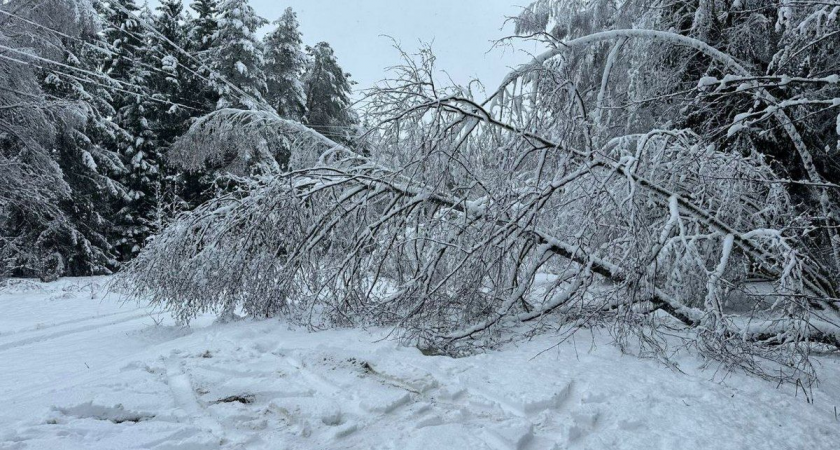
[
  {"left": 150, "top": 0, "right": 200, "bottom": 147},
  {"left": 303, "top": 42, "right": 358, "bottom": 144},
  {"left": 210, "top": 0, "right": 268, "bottom": 110},
  {"left": 150, "top": 0, "right": 217, "bottom": 213},
  {"left": 185, "top": 0, "right": 222, "bottom": 117},
  {"left": 188, "top": 0, "right": 219, "bottom": 52},
  {"left": 100, "top": 0, "right": 143, "bottom": 112},
  {"left": 102, "top": 2, "right": 163, "bottom": 257},
  {"left": 263, "top": 7, "right": 307, "bottom": 120},
  {"left": 37, "top": 38, "right": 129, "bottom": 277},
  {"left": 1, "top": 0, "right": 130, "bottom": 279}
]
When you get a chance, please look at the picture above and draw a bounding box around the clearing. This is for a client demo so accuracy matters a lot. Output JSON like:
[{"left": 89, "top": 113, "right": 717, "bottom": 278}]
[{"left": 0, "top": 277, "right": 838, "bottom": 449}]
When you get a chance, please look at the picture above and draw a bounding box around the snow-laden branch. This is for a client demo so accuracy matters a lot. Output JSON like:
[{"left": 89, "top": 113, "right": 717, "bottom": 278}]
[
  {"left": 491, "top": 26, "right": 840, "bottom": 284},
  {"left": 494, "top": 29, "right": 752, "bottom": 100},
  {"left": 125, "top": 38, "right": 839, "bottom": 384}
]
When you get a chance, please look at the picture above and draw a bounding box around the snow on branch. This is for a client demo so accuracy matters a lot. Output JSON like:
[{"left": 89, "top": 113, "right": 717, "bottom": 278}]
[{"left": 122, "top": 36, "right": 839, "bottom": 385}]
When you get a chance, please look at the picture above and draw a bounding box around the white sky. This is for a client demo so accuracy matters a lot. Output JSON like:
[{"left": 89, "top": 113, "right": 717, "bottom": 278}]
[{"left": 148, "top": 0, "right": 542, "bottom": 97}]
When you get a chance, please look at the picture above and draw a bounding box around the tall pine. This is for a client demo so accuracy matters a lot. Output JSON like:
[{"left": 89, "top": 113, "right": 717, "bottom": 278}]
[
  {"left": 187, "top": 0, "right": 221, "bottom": 112},
  {"left": 39, "top": 34, "right": 130, "bottom": 276},
  {"left": 102, "top": 1, "right": 163, "bottom": 257},
  {"left": 100, "top": 0, "right": 142, "bottom": 111},
  {"left": 263, "top": 7, "right": 307, "bottom": 120},
  {"left": 303, "top": 42, "right": 358, "bottom": 145},
  {"left": 149, "top": 0, "right": 203, "bottom": 215},
  {"left": 150, "top": 0, "right": 198, "bottom": 145},
  {"left": 209, "top": 0, "right": 268, "bottom": 110},
  {"left": 188, "top": 0, "right": 219, "bottom": 52}
]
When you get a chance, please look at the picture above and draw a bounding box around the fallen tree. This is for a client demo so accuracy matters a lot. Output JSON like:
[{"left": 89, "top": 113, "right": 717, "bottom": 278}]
[
  {"left": 122, "top": 14, "right": 840, "bottom": 384},
  {"left": 121, "top": 104, "right": 840, "bottom": 383}
]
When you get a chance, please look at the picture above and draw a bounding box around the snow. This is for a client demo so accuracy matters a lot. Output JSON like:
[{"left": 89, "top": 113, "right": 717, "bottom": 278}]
[
  {"left": 727, "top": 122, "right": 745, "bottom": 137},
  {"left": 1, "top": 277, "right": 839, "bottom": 450},
  {"left": 81, "top": 150, "right": 98, "bottom": 172},
  {"left": 697, "top": 76, "right": 718, "bottom": 88},
  {"left": 161, "top": 55, "right": 177, "bottom": 72}
]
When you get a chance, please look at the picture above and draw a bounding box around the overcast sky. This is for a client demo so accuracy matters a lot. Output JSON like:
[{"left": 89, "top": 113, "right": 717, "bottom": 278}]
[{"left": 149, "top": 0, "right": 541, "bottom": 97}]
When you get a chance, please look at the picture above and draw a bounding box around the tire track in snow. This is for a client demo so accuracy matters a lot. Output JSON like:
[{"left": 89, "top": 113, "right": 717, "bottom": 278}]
[{"left": 0, "top": 312, "right": 151, "bottom": 352}]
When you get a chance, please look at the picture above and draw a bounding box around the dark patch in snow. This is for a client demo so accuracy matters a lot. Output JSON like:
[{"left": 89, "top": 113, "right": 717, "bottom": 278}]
[
  {"left": 417, "top": 346, "right": 449, "bottom": 357},
  {"left": 213, "top": 394, "right": 255, "bottom": 404},
  {"left": 346, "top": 357, "right": 375, "bottom": 374}
]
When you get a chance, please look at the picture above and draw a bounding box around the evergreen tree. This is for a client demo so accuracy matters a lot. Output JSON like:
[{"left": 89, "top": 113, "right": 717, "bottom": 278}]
[
  {"left": 39, "top": 35, "right": 131, "bottom": 276},
  {"left": 1, "top": 0, "right": 129, "bottom": 279},
  {"left": 151, "top": 0, "right": 211, "bottom": 212},
  {"left": 263, "top": 7, "right": 307, "bottom": 120},
  {"left": 100, "top": 0, "right": 143, "bottom": 112},
  {"left": 150, "top": 0, "right": 199, "bottom": 147},
  {"left": 303, "top": 42, "right": 358, "bottom": 144},
  {"left": 185, "top": 0, "right": 221, "bottom": 114},
  {"left": 209, "top": 0, "right": 269, "bottom": 110},
  {"left": 103, "top": 2, "right": 164, "bottom": 257},
  {"left": 188, "top": 0, "right": 219, "bottom": 52}
]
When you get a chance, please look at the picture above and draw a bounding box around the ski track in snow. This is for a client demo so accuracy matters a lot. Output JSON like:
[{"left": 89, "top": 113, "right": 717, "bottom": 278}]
[
  {"left": 0, "top": 312, "right": 150, "bottom": 353},
  {"left": 3, "top": 307, "right": 145, "bottom": 337},
  {"left": 0, "top": 277, "right": 839, "bottom": 450}
]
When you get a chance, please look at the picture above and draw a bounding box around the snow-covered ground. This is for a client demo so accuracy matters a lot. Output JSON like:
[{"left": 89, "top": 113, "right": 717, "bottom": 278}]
[{"left": 0, "top": 278, "right": 838, "bottom": 450}]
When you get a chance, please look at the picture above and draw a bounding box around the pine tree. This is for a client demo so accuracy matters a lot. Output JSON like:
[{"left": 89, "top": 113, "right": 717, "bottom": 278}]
[
  {"left": 209, "top": 0, "right": 269, "bottom": 110},
  {"left": 149, "top": 0, "right": 217, "bottom": 213},
  {"left": 1, "top": 0, "right": 129, "bottom": 279},
  {"left": 263, "top": 7, "right": 307, "bottom": 120},
  {"left": 185, "top": 0, "right": 221, "bottom": 116},
  {"left": 40, "top": 37, "right": 129, "bottom": 276},
  {"left": 188, "top": 0, "right": 219, "bottom": 52},
  {"left": 150, "top": 0, "right": 200, "bottom": 147},
  {"left": 100, "top": 0, "right": 143, "bottom": 112},
  {"left": 303, "top": 42, "right": 358, "bottom": 144},
  {"left": 103, "top": 2, "right": 164, "bottom": 257}
]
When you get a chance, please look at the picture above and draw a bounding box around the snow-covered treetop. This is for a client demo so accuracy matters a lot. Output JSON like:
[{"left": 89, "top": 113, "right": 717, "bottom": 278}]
[{"left": 263, "top": 7, "right": 307, "bottom": 119}]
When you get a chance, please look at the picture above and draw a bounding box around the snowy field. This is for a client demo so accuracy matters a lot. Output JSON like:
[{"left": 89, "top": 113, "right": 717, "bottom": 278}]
[{"left": 0, "top": 277, "right": 838, "bottom": 450}]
